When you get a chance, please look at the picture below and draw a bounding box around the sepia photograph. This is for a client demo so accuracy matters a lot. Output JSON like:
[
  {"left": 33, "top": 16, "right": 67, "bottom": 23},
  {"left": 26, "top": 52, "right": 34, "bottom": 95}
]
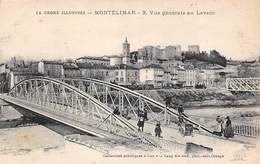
[{"left": 0, "top": 0, "right": 259, "bottom": 164}]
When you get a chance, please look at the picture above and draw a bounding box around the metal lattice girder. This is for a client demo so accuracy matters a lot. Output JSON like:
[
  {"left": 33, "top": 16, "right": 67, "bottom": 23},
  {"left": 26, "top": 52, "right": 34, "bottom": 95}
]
[
  {"left": 226, "top": 78, "right": 260, "bottom": 92},
  {"left": 7, "top": 77, "right": 140, "bottom": 134},
  {"left": 59, "top": 78, "right": 214, "bottom": 134},
  {"left": 1, "top": 76, "right": 221, "bottom": 149}
]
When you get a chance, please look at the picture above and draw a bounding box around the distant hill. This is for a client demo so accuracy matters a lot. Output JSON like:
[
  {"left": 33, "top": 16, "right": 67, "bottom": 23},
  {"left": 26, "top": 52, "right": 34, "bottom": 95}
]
[{"left": 182, "top": 50, "right": 227, "bottom": 67}]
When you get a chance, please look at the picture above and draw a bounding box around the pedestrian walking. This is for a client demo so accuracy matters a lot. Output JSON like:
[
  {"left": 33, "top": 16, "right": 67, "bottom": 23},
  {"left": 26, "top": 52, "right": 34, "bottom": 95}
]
[
  {"left": 137, "top": 108, "right": 143, "bottom": 117},
  {"left": 224, "top": 116, "right": 234, "bottom": 138},
  {"left": 216, "top": 115, "right": 224, "bottom": 132},
  {"left": 122, "top": 106, "right": 131, "bottom": 119},
  {"left": 137, "top": 113, "right": 145, "bottom": 132},
  {"left": 144, "top": 109, "right": 148, "bottom": 121},
  {"left": 155, "top": 122, "right": 162, "bottom": 138},
  {"left": 178, "top": 104, "right": 184, "bottom": 115},
  {"left": 165, "top": 96, "right": 172, "bottom": 108},
  {"left": 178, "top": 104, "right": 188, "bottom": 117},
  {"left": 113, "top": 106, "right": 120, "bottom": 115},
  {"left": 213, "top": 115, "right": 224, "bottom": 136}
]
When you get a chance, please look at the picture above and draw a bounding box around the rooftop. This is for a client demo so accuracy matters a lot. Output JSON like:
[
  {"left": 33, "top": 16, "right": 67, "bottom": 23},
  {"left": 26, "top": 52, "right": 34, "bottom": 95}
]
[
  {"left": 76, "top": 56, "right": 110, "bottom": 61},
  {"left": 205, "top": 64, "right": 224, "bottom": 70},
  {"left": 77, "top": 63, "right": 111, "bottom": 69},
  {"left": 32, "top": 60, "right": 64, "bottom": 65},
  {"left": 227, "top": 60, "right": 241, "bottom": 65},
  {"left": 10, "top": 67, "right": 42, "bottom": 76},
  {"left": 141, "top": 64, "right": 164, "bottom": 69},
  {"left": 63, "top": 62, "right": 79, "bottom": 70},
  {"left": 111, "top": 64, "right": 138, "bottom": 70},
  {"left": 108, "top": 55, "right": 122, "bottom": 58}
]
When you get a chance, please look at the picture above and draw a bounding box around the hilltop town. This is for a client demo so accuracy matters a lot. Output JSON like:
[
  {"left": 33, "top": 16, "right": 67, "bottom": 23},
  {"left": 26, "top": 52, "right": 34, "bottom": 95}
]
[
  {"left": 0, "top": 36, "right": 260, "bottom": 164},
  {"left": 0, "top": 38, "right": 259, "bottom": 107}
]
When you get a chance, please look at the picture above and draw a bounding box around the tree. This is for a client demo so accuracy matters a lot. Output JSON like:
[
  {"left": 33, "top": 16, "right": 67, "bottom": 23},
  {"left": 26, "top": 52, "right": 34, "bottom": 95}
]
[{"left": 183, "top": 50, "right": 227, "bottom": 67}]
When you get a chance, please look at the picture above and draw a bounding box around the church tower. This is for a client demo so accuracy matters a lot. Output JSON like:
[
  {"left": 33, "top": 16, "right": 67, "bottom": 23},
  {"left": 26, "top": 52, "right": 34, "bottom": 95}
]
[{"left": 122, "top": 37, "right": 130, "bottom": 65}]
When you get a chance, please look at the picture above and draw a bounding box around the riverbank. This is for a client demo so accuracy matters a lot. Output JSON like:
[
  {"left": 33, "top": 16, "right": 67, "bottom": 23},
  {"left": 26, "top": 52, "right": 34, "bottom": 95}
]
[
  {"left": 138, "top": 89, "right": 260, "bottom": 108},
  {"left": 185, "top": 106, "right": 260, "bottom": 126},
  {"left": 0, "top": 125, "right": 65, "bottom": 155}
]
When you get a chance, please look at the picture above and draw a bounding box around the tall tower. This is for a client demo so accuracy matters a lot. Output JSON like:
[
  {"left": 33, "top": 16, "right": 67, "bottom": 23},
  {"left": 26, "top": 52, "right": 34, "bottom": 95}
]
[{"left": 122, "top": 37, "right": 130, "bottom": 65}]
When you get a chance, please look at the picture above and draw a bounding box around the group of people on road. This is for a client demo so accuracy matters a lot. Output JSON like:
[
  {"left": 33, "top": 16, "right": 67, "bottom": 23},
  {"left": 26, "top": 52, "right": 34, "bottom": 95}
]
[
  {"left": 213, "top": 115, "right": 234, "bottom": 138},
  {"left": 114, "top": 95, "right": 235, "bottom": 139},
  {"left": 113, "top": 105, "right": 131, "bottom": 120},
  {"left": 113, "top": 105, "right": 162, "bottom": 137},
  {"left": 166, "top": 94, "right": 235, "bottom": 139},
  {"left": 136, "top": 109, "right": 162, "bottom": 138}
]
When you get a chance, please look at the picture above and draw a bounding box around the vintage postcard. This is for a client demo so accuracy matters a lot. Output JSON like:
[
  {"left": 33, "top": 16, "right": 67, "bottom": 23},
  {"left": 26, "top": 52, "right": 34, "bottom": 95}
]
[{"left": 0, "top": 0, "right": 259, "bottom": 164}]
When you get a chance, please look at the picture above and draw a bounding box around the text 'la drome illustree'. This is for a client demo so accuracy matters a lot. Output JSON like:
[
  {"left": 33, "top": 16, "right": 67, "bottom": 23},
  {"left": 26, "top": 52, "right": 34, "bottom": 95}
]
[{"left": 36, "top": 9, "right": 216, "bottom": 16}]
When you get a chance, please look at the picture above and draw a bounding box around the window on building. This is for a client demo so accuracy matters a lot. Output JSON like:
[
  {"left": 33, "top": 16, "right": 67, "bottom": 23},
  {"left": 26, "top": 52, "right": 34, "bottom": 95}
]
[
  {"left": 121, "top": 71, "right": 123, "bottom": 76},
  {"left": 115, "top": 77, "right": 119, "bottom": 81},
  {"left": 120, "top": 77, "right": 124, "bottom": 82},
  {"left": 115, "top": 71, "right": 118, "bottom": 76}
]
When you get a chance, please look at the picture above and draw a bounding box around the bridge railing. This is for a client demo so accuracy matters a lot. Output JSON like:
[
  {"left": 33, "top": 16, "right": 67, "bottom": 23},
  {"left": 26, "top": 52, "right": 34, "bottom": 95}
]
[
  {"left": 226, "top": 78, "right": 260, "bottom": 92},
  {"left": 59, "top": 78, "right": 214, "bottom": 134},
  {"left": 232, "top": 123, "right": 260, "bottom": 138}
]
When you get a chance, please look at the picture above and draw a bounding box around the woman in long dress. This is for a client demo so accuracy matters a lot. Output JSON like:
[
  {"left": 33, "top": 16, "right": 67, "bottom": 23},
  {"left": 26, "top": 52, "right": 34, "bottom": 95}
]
[
  {"left": 224, "top": 116, "right": 234, "bottom": 138},
  {"left": 213, "top": 116, "right": 223, "bottom": 136}
]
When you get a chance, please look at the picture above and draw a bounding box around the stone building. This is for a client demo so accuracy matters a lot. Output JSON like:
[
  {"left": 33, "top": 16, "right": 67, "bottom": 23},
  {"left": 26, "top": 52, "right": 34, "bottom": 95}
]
[
  {"left": 7, "top": 68, "right": 41, "bottom": 89},
  {"left": 76, "top": 56, "right": 110, "bottom": 66},
  {"left": 176, "top": 67, "right": 186, "bottom": 86},
  {"left": 63, "top": 62, "right": 81, "bottom": 78},
  {"left": 109, "top": 55, "right": 122, "bottom": 66},
  {"left": 31, "top": 60, "right": 64, "bottom": 78},
  {"left": 183, "top": 68, "right": 198, "bottom": 87},
  {"left": 77, "top": 63, "right": 110, "bottom": 81},
  {"left": 238, "top": 60, "right": 260, "bottom": 78},
  {"left": 139, "top": 64, "right": 164, "bottom": 88},
  {"left": 0, "top": 72, "right": 8, "bottom": 92},
  {"left": 122, "top": 37, "right": 130, "bottom": 65},
  {"left": 223, "top": 60, "right": 240, "bottom": 78},
  {"left": 137, "top": 46, "right": 160, "bottom": 65},
  {"left": 110, "top": 64, "right": 139, "bottom": 85},
  {"left": 6, "top": 56, "right": 24, "bottom": 69},
  {"left": 0, "top": 63, "right": 8, "bottom": 74},
  {"left": 164, "top": 71, "right": 172, "bottom": 87},
  {"left": 188, "top": 45, "right": 200, "bottom": 54},
  {"left": 164, "top": 45, "right": 182, "bottom": 59}
]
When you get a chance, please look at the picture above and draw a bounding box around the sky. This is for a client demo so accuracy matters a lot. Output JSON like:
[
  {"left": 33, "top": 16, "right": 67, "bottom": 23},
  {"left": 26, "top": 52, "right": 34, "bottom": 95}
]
[{"left": 0, "top": 0, "right": 260, "bottom": 63}]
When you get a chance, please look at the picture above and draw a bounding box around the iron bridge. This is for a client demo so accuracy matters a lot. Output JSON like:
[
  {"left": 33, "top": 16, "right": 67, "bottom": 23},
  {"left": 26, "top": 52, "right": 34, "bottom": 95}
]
[
  {"left": 58, "top": 77, "right": 213, "bottom": 133},
  {"left": 226, "top": 78, "right": 260, "bottom": 92},
  {"left": 0, "top": 77, "right": 217, "bottom": 150}
]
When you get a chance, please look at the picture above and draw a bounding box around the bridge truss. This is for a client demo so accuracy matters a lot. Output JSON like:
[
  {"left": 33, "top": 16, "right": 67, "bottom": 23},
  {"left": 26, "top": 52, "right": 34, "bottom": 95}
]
[
  {"left": 60, "top": 78, "right": 213, "bottom": 134},
  {"left": 226, "top": 78, "right": 260, "bottom": 92},
  {"left": 1, "top": 77, "right": 221, "bottom": 150},
  {"left": 4, "top": 77, "right": 163, "bottom": 147}
]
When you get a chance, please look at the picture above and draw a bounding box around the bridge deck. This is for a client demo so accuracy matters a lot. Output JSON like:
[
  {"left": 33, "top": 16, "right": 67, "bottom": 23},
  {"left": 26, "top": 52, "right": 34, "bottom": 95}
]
[
  {"left": 127, "top": 119, "right": 256, "bottom": 154},
  {"left": 1, "top": 95, "right": 124, "bottom": 140},
  {"left": 1, "top": 94, "right": 256, "bottom": 153}
]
